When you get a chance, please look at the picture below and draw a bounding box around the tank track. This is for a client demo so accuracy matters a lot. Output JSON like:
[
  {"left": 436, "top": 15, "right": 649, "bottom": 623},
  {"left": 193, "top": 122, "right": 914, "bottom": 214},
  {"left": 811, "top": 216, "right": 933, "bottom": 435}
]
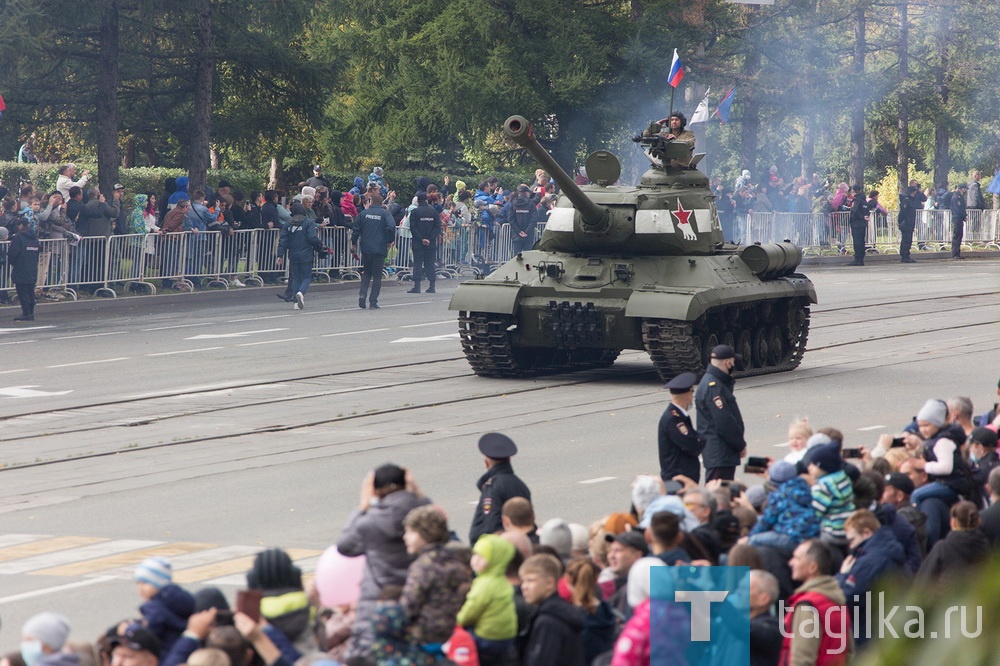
[
  {"left": 641, "top": 297, "right": 810, "bottom": 381},
  {"left": 458, "top": 311, "right": 620, "bottom": 378}
]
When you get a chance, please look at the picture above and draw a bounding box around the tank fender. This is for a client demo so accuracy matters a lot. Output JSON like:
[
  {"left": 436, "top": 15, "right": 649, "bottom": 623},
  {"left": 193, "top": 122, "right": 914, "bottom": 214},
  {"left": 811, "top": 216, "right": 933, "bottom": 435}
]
[
  {"left": 625, "top": 289, "right": 711, "bottom": 321},
  {"left": 448, "top": 283, "right": 522, "bottom": 314}
]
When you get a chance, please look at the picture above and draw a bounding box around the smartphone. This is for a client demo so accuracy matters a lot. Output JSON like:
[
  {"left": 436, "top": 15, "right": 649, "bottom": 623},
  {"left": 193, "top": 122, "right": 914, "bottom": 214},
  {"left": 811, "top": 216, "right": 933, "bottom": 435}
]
[
  {"left": 235, "top": 589, "right": 262, "bottom": 623},
  {"left": 747, "top": 456, "right": 769, "bottom": 469},
  {"left": 842, "top": 447, "right": 863, "bottom": 458},
  {"left": 280, "top": 196, "right": 287, "bottom": 206},
  {"left": 891, "top": 437, "right": 906, "bottom": 448}
]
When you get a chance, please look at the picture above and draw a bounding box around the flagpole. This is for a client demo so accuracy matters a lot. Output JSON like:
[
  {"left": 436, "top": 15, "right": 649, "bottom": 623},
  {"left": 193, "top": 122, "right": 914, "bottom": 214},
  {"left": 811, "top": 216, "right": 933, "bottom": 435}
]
[{"left": 669, "top": 86, "right": 675, "bottom": 119}]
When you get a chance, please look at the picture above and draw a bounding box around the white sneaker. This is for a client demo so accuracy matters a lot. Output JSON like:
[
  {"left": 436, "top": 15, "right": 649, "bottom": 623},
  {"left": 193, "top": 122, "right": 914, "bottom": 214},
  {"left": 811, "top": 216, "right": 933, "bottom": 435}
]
[
  {"left": 295, "top": 292, "right": 305, "bottom": 309},
  {"left": 293, "top": 303, "right": 301, "bottom": 310},
  {"left": 232, "top": 278, "right": 245, "bottom": 287}
]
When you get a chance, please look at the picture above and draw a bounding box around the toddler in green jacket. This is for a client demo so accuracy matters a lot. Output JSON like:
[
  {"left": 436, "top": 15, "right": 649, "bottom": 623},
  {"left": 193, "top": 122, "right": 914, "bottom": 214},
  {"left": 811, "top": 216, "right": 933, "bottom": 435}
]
[{"left": 457, "top": 534, "right": 518, "bottom": 662}]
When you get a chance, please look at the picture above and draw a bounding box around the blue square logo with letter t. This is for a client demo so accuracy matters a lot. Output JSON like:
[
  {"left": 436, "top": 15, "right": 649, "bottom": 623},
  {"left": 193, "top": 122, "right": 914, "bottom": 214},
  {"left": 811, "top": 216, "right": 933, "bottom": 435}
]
[{"left": 650, "top": 565, "right": 750, "bottom": 666}]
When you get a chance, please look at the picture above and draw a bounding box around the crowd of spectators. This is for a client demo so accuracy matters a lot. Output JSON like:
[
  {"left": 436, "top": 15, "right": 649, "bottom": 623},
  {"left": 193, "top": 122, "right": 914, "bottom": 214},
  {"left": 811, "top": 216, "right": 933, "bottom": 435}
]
[
  {"left": 3, "top": 380, "right": 998, "bottom": 666},
  {"left": 0, "top": 165, "right": 559, "bottom": 302}
]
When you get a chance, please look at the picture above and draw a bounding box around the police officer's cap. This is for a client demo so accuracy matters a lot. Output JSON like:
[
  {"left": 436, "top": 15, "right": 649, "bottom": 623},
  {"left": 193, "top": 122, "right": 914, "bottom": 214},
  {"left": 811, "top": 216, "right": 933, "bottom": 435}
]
[
  {"left": 478, "top": 432, "right": 518, "bottom": 459},
  {"left": 664, "top": 371, "right": 697, "bottom": 393},
  {"left": 710, "top": 344, "right": 742, "bottom": 362}
]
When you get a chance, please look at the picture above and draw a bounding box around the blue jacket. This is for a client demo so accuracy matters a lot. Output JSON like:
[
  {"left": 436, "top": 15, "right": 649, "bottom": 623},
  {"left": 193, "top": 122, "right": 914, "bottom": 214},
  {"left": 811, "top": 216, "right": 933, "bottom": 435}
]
[
  {"left": 140, "top": 584, "right": 196, "bottom": 656},
  {"left": 351, "top": 204, "right": 396, "bottom": 256},
  {"left": 184, "top": 201, "right": 213, "bottom": 231},
  {"left": 695, "top": 365, "right": 746, "bottom": 468},
  {"left": 750, "top": 477, "right": 821, "bottom": 544},
  {"left": 168, "top": 176, "right": 191, "bottom": 205},
  {"left": 835, "top": 527, "right": 904, "bottom": 646},
  {"left": 277, "top": 215, "right": 324, "bottom": 263},
  {"left": 874, "top": 503, "right": 922, "bottom": 574}
]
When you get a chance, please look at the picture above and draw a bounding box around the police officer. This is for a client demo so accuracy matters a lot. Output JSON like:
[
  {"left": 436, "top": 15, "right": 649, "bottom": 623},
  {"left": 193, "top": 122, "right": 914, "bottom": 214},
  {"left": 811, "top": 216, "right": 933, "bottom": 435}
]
[
  {"left": 658, "top": 372, "right": 704, "bottom": 484},
  {"left": 848, "top": 184, "right": 870, "bottom": 266},
  {"left": 406, "top": 191, "right": 441, "bottom": 294},
  {"left": 469, "top": 432, "right": 532, "bottom": 545},
  {"left": 509, "top": 184, "right": 537, "bottom": 254},
  {"left": 696, "top": 345, "right": 747, "bottom": 481}
]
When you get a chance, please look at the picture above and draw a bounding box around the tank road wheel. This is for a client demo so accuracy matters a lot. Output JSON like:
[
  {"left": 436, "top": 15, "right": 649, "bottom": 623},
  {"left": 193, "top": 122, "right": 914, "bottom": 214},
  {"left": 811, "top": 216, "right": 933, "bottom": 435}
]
[
  {"left": 735, "top": 330, "right": 753, "bottom": 371},
  {"left": 721, "top": 331, "right": 736, "bottom": 354},
  {"left": 458, "top": 311, "right": 534, "bottom": 378},
  {"left": 751, "top": 328, "right": 768, "bottom": 368},
  {"left": 787, "top": 299, "right": 811, "bottom": 370},
  {"left": 702, "top": 333, "right": 719, "bottom": 366},
  {"left": 641, "top": 318, "right": 703, "bottom": 381},
  {"left": 767, "top": 325, "right": 785, "bottom": 365}
]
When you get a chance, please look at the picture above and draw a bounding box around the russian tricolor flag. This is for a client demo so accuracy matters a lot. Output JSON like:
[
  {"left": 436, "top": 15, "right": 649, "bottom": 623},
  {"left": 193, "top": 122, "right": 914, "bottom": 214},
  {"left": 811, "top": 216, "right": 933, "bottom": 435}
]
[
  {"left": 715, "top": 87, "right": 736, "bottom": 124},
  {"left": 668, "top": 49, "right": 684, "bottom": 88}
]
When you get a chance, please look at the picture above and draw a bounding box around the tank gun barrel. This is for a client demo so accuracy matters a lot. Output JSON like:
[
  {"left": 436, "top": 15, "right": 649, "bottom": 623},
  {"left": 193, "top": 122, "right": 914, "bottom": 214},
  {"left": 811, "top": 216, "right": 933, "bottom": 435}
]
[{"left": 503, "top": 115, "right": 611, "bottom": 233}]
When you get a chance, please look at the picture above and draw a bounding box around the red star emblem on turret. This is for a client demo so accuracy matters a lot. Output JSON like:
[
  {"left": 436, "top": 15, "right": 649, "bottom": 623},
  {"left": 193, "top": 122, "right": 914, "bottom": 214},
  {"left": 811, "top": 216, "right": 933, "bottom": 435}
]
[
  {"left": 672, "top": 202, "right": 692, "bottom": 226},
  {"left": 671, "top": 202, "right": 698, "bottom": 240}
]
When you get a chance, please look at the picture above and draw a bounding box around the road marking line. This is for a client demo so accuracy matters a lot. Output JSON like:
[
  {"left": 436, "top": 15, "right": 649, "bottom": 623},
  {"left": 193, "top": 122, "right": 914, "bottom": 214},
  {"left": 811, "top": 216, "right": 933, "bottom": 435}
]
[
  {"left": 0, "top": 369, "right": 29, "bottom": 375},
  {"left": 187, "top": 328, "right": 289, "bottom": 340},
  {"left": 857, "top": 425, "right": 885, "bottom": 431},
  {"left": 0, "top": 534, "right": 52, "bottom": 549},
  {"left": 143, "top": 323, "right": 213, "bottom": 331},
  {"left": 0, "top": 340, "right": 36, "bottom": 346},
  {"left": 322, "top": 328, "right": 390, "bottom": 337},
  {"left": 0, "top": 326, "right": 55, "bottom": 334},
  {"left": 381, "top": 301, "right": 432, "bottom": 307},
  {"left": 0, "top": 576, "right": 117, "bottom": 606},
  {"left": 390, "top": 333, "right": 460, "bottom": 343},
  {"left": 0, "top": 539, "right": 163, "bottom": 575},
  {"left": 0, "top": 536, "right": 105, "bottom": 563},
  {"left": 226, "top": 315, "right": 293, "bottom": 322},
  {"left": 0, "top": 386, "right": 72, "bottom": 398},
  {"left": 32, "top": 542, "right": 214, "bottom": 577},
  {"left": 579, "top": 476, "right": 617, "bottom": 484},
  {"left": 53, "top": 331, "right": 128, "bottom": 340},
  {"left": 46, "top": 357, "right": 130, "bottom": 369},
  {"left": 173, "top": 548, "right": 321, "bottom": 584},
  {"left": 236, "top": 337, "right": 309, "bottom": 347},
  {"left": 147, "top": 347, "right": 225, "bottom": 357},
  {"left": 400, "top": 320, "right": 455, "bottom": 328}
]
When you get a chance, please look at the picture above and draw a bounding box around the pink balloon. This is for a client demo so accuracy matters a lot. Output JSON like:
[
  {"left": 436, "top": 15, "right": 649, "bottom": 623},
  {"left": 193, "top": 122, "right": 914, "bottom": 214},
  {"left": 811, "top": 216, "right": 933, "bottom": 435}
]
[{"left": 315, "top": 546, "right": 367, "bottom": 607}]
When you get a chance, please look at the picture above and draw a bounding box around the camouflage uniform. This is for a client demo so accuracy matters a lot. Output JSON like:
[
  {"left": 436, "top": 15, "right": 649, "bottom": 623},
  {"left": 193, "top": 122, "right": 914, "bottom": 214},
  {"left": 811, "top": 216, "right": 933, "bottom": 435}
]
[{"left": 401, "top": 544, "right": 472, "bottom": 644}]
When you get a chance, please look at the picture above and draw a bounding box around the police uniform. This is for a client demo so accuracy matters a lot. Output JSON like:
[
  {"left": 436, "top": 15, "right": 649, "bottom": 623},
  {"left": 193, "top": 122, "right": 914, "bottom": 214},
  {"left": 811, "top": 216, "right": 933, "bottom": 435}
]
[
  {"left": 509, "top": 188, "right": 536, "bottom": 254},
  {"left": 695, "top": 346, "right": 747, "bottom": 481},
  {"left": 658, "top": 372, "right": 704, "bottom": 483},
  {"left": 469, "top": 433, "right": 532, "bottom": 545}
]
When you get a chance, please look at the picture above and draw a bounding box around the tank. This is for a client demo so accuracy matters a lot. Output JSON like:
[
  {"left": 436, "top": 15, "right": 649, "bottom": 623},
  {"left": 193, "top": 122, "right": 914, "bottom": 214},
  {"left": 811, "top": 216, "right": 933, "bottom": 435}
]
[{"left": 449, "top": 115, "right": 816, "bottom": 380}]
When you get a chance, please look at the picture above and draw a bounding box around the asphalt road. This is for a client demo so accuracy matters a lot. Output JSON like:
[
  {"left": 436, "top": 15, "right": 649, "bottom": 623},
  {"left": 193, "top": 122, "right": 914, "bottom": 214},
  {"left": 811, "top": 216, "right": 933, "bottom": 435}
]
[{"left": 0, "top": 258, "right": 997, "bottom": 644}]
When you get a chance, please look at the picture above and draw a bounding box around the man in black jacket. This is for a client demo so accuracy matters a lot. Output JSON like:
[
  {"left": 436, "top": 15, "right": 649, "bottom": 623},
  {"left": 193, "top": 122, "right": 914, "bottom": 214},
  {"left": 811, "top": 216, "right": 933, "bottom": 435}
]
[
  {"left": 897, "top": 184, "right": 924, "bottom": 263},
  {"left": 469, "top": 433, "right": 531, "bottom": 545},
  {"left": 276, "top": 203, "right": 327, "bottom": 310},
  {"left": 950, "top": 183, "right": 968, "bottom": 259},
  {"left": 518, "top": 554, "right": 585, "bottom": 666},
  {"left": 351, "top": 192, "right": 396, "bottom": 309},
  {"left": 658, "top": 372, "right": 704, "bottom": 483},
  {"left": 9, "top": 217, "right": 40, "bottom": 321},
  {"left": 509, "top": 185, "right": 537, "bottom": 254},
  {"left": 406, "top": 192, "right": 440, "bottom": 294},
  {"left": 848, "top": 184, "right": 870, "bottom": 266},
  {"left": 750, "top": 570, "right": 782, "bottom": 666},
  {"left": 696, "top": 345, "right": 747, "bottom": 481}
]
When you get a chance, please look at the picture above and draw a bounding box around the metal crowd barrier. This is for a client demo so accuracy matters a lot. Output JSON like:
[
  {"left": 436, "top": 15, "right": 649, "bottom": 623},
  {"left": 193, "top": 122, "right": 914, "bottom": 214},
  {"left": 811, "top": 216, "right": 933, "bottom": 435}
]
[{"left": 6, "top": 210, "right": 1000, "bottom": 303}]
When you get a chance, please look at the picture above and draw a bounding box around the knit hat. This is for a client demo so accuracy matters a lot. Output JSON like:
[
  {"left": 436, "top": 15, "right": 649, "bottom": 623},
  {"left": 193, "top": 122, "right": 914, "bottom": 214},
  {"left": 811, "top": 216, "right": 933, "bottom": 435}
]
[
  {"left": 300, "top": 186, "right": 317, "bottom": 199},
  {"left": 638, "top": 494, "right": 699, "bottom": 531},
  {"left": 769, "top": 461, "right": 798, "bottom": 484},
  {"left": 193, "top": 587, "right": 230, "bottom": 613},
  {"left": 603, "top": 512, "right": 638, "bottom": 535},
  {"left": 373, "top": 167, "right": 384, "bottom": 177},
  {"left": 568, "top": 523, "right": 589, "bottom": 554},
  {"left": 626, "top": 557, "right": 666, "bottom": 608},
  {"left": 403, "top": 505, "right": 450, "bottom": 545},
  {"left": 916, "top": 399, "right": 947, "bottom": 427},
  {"left": 455, "top": 180, "right": 467, "bottom": 192},
  {"left": 134, "top": 557, "right": 172, "bottom": 590},
  {"left": 22, "top": 612, "right": 71, "bottom": 651},
  {"left": 246, "top": 548, "right": 302, "bottom": 590},
  {"left": 631, "top": 475, "right": 663, "bottom": 517},
  {"left": 539, "top": 519, "right": 572, "bottom": 558},
  {"left": 805, "top": 442, "right": 843, "bottom": 474},
  {"left": 745, "top": 485, "right": 767, "bottom": 511},
  {"left": 805, "top": 433, "right": 832, "bottom": 450}
]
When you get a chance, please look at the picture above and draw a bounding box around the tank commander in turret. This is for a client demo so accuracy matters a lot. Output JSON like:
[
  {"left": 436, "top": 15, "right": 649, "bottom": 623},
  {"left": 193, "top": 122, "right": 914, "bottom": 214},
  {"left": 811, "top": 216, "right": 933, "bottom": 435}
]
[{"left": 637, "top": 112, "right": 695, "bottom": 167}]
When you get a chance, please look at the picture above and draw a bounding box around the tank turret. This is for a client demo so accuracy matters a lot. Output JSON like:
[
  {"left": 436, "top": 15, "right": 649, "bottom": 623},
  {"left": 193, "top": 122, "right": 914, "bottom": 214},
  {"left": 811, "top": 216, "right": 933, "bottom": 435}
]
[
  {"left": 503, "top": 115, "right": 611, "bottom": 234},
  {"left": 449, "top": 114, "right": 817, "bottom": 381}
]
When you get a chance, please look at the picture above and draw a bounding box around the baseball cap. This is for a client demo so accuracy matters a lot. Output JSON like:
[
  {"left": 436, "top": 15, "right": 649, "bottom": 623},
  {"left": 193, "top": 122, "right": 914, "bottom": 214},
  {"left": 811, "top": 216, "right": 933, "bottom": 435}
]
[
  {"left": 604, "top": 529, "right": 649, "bottom": 555},
  {"left": 113, "top": 183, "right": 125, "bottom": 190},
  {"left": 108, "top": 627, "right": 162, "bottom": 659},
  {"left": 885, "top": 472, "right": 915, "bottom": 497}
]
